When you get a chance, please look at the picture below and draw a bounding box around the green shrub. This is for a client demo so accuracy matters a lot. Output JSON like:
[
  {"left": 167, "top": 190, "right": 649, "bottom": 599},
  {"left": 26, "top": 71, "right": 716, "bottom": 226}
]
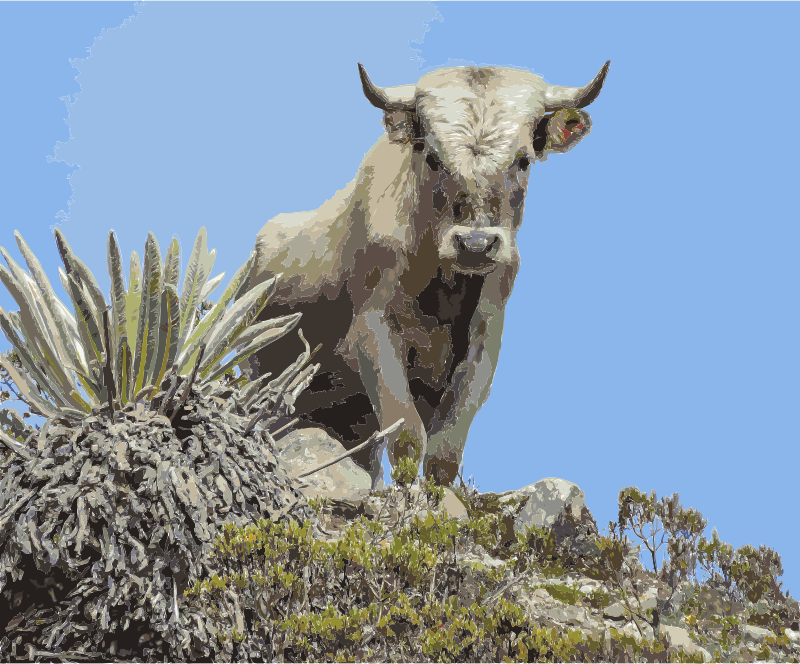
[{"left": 182, "top": 476, "right": 731, "bottom": 663}]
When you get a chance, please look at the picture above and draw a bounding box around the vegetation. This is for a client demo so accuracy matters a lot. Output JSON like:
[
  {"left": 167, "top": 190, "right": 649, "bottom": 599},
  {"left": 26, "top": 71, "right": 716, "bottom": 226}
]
[
  {"left": 180, "top": 459, "right": 800, "bottom": 662},
  {"left": 0, "top": 227, "right": 320, "bottom": 660},
  {"left": 0, "top": 227, "right": 798, "bottom": 662}
]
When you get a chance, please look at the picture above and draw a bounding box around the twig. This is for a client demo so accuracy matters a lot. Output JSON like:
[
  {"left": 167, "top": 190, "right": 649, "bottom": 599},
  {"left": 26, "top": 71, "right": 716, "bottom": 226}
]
[
  {"left": 297, "top": 419, "right": 404, "bottom": 479},
  {"left": 482, "top": 574, "right": 527, "bottom": 609},
  {"left": 270, "top": 417, "right": 299, "bottom": 438},
  {"left": 101, "top": 309, "right": 116, "bottom": 414},
  {"left": 243, "top": 405, "right": 265, "bottom": 436},
  {"left": 158, "top": 373, "right": 179, "bottom": 416},
  {"left": 305, "top": 342, "right": 323, "bottom": 366},
  {"left": 169, "top": 343, "right": 206, "bottom": 424}
]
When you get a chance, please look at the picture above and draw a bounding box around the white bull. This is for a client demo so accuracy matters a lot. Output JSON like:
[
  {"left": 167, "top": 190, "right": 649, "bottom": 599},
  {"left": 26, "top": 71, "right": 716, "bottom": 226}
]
[{"left": 246, "top": 61, "right": 610, "bottom": 487}]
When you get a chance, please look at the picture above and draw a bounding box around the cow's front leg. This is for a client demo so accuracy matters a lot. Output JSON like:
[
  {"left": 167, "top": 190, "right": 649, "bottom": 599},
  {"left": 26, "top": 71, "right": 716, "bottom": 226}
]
[
  {"left": 422, "top": 294, "right": 506, "bottom": 487},
  {"left": 350, "top": 310, "right": 427, "bottom": 483}
]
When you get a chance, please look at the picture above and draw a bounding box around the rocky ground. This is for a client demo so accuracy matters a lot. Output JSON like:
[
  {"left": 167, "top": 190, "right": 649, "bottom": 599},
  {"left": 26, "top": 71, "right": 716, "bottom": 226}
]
[{"left": 269, "top": 425, "right": 800, "bottom": 663}]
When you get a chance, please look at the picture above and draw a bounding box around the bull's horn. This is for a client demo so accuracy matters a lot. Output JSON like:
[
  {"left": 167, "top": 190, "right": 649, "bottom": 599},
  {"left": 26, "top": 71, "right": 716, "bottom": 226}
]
[
  {"left": 543, "top": 60, "right": 610, "bottom": 112},
  {"left": 358, "top": 63, "right": 417, "bottom": 113}
]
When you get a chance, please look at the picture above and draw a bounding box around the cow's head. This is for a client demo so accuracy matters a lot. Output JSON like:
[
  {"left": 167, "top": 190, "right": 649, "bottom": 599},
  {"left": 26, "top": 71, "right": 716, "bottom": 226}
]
[{"left": 359, "top": 62, "right": 609, "bottom": 274}]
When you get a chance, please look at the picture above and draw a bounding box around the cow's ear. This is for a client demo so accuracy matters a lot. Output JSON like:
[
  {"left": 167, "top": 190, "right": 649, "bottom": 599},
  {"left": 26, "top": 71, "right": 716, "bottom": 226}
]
[
  {"left": 533, "top": 109, "right": 592, "bottom": 159},
  {"left": 383, "top": 111, "right": 420, "bottom": 145}
]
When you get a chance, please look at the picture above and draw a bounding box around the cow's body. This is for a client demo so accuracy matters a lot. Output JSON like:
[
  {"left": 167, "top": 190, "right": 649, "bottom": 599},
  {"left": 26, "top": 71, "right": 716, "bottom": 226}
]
[{"left": 247, "top": 63, "right": 609, "bottom": 486}]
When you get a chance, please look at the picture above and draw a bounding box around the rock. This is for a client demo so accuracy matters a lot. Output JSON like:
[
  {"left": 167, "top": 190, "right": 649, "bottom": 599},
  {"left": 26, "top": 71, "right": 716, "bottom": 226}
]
[
  {"left": 277, "top": 429, "right": 800, "bottom": 662},
  {"left": 273, "top": 428, "right": 374, "bottom": 504},
  {"left": 506, "top": 478, "right": 616, "bottom": 572},
  {"left": 661, "top": 625, "right": 712, "bottom": 662},
  {"left": 743, "top": 624, "right": 776, "bottom": 644},
  {"left": 305, "top": 458, "right": 471, "bottom": 549},
  {"left": 785, "top": 628, "right": 800, "bottom": 644},
  {"left": 404, "top": 485, "right": 469, "bottom": 521}
]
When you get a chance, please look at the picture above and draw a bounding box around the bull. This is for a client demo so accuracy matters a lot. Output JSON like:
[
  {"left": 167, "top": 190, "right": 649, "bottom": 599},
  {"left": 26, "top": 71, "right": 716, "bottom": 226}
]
[{"left": 244, "top": 61, "right": 610, "bottom": 487}]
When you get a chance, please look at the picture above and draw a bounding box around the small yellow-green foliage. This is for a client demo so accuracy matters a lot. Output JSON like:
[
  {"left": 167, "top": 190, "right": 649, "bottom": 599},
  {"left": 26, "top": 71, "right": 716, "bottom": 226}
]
[
  {"left": 540, "top": 583, "right": 584, "bottom": 606},
  {"left": 585, "top": 587, "right": 612, "bottom": 611},
  {"left": 180, "top": 478, "right": 726, "bottom": 663},
  {"left": 307, "top": 495, "right": 332, "bottom": 516}
]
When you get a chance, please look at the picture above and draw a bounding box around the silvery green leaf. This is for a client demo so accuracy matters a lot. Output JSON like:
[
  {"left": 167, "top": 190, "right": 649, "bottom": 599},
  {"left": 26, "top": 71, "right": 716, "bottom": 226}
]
[
  {"left": 15, "top": 231, "right": 84, "bottom": 373},
  {"left": 64, "top": 273, "right": 103, "bottom": 368},
  {"left": 0, "top": 307, "right": 71, "bottom": 409},
  {"left": 68, "top": 388, "right": 93, "bottom": 413},
  {"left": 55, "top": 406, "right": 91, "bottom": 420},
  {"left": 53, "top": 229, "right": 107, "bottom": 354},
  {"left": 178, "top": 227, "right": 208, "bottom": 336},
  {"left": 252, "top": 329, "right": 311, "bottom": 408},
  {"left": 64, "top": 364, "right": 103, "bottom": 402},
  {"left": 107, "top": 231, "right": 127, "bottom": 372},
  {"left": 149, "top": 284, "right": 179, "bottom": 388},
  {"left": 0, "top": 255, "right": 85, "bottom": 405},
  {"left": 196, "top": 276, "right": 278, "bottom": 377},
  {"left": 54, "top": 292, "right": 86, "bottom": 371},
  {"left": 163, "top": 238, "right": 181, "bottom": 291},
  {"left": 53, "top": 227, "right": 77, "bottom": 280},
  {"left": 229, "top": 312, "right": 301, "bottom": 350},
  {"left": 72, "top": 258, "right": 108, "bottom": 336},
  {"left": 177, "top": 252, "right": 255, "bottom": 366},
  {"left": 57, "top": 266, "right": 69, "bottom": 299},
  {"left": 0, "top": 354, "right": 56, "bottom": 417},
  {"left": 116, "top": 336, "right": 132, "bottom": 404},
  {"left": 126, "top": 251, "right": 142, "bottom": 361},
  {"left": 200, "top": 312, "right": 299, "bottom": 384},
  {"left": 199, "top": 272, "right": 225, "bottom": 303},
  {"left": 132, "top": 233, "right": 162, "bottom": 396},
  {"left": 1, "top": 247, "right": 59, "bottom": 361}
]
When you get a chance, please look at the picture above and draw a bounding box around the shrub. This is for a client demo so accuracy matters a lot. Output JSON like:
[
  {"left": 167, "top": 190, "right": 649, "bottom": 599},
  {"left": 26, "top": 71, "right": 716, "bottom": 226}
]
[{"left": 0, "top": 227, "right": 320, "bottom": 660}]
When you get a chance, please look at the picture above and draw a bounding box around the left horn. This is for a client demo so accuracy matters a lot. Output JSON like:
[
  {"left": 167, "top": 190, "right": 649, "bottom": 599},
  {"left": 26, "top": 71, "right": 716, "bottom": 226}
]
[
  {"left": 358, "top": 63, "right": 417, "bottom": 113},
  {"left": 543, "top": 61, "right": 610, "bottom": 112}
]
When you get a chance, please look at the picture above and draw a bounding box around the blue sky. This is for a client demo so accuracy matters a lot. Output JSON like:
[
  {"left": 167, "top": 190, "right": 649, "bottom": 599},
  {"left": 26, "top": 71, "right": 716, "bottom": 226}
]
[{"left": 1, "top": 2, "right": 798, "bottom": 600}]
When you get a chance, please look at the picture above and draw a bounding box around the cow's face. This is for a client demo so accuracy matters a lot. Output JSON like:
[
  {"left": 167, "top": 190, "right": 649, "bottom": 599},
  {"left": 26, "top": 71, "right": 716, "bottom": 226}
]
[{"left": 360, "top": 63, "right": 608, "bottom": 274}]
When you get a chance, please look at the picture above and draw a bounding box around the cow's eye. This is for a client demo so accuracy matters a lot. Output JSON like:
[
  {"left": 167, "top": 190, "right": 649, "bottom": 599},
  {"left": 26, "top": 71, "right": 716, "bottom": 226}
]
[
  {"left": 453, "top": 201, "right": 463, "bottom": 219},
  {"left": 518, "top": 156, "right": 530, "bottom": 171}
]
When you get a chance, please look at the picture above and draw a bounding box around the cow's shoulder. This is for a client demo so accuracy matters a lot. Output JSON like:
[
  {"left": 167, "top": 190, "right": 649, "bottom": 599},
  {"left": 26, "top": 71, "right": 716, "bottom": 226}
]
[{"left": 255, "top": 183, "right": 368, "bottom": 301}]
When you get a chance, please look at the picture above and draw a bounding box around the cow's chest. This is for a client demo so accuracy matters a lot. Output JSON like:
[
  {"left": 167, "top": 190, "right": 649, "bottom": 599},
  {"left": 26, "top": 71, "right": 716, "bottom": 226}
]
[{"left": 394, "top": 269, "right": 484, "bottom": 410}]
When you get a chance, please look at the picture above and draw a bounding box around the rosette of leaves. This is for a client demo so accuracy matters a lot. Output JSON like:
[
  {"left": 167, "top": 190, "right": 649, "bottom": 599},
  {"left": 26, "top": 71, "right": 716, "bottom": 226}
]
[
  {"left": 0, "top": 227, "right": 324, "bottom": 661},
  {"left": 0, "top": 226, "right": 304, "bottom": 423}
]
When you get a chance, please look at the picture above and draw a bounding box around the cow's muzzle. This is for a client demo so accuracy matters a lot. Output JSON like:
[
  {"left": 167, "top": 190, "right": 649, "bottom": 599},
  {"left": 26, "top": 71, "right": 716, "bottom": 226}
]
[{"left": 453, "top": 230, "right": 501, "bottom": 272}]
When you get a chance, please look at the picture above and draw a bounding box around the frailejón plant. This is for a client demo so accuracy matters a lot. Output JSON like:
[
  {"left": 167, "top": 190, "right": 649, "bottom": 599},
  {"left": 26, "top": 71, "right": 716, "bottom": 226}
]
[{"left": 0, "top": 226, "right": 300, "bottom": 442}]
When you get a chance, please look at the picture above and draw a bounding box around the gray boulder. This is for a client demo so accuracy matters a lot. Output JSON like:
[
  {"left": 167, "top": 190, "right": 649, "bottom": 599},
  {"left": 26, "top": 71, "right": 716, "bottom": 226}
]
[
  {"left": 510, "top": 478, "right": 611, "bottom": 564},
  {"left": 271, "top": 428, "right": 380, "bottom": 504}
]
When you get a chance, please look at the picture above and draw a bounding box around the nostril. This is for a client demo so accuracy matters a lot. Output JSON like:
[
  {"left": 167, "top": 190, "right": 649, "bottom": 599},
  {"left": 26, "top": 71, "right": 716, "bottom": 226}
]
[{"left": 486, "top": 236, "right": 500, "bottom": 258}]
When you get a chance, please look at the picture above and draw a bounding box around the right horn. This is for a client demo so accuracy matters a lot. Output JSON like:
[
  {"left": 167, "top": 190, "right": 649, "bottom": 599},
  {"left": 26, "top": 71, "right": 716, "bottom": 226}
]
[
  {"left": 543, "top": 61, "right": 610, "bottom": 112},
  {"left": 358, "top": 63, "right": 417, "bottom": 113}
]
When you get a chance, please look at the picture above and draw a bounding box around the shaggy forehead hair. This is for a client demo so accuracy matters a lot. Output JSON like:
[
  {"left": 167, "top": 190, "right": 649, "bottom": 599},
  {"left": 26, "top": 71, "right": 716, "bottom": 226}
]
[
  {"left": 418, "top": 90, "right": 527, "bottom": 209},
  {"left": 429, "top": 100, "right": 524, "bottom": 194}
]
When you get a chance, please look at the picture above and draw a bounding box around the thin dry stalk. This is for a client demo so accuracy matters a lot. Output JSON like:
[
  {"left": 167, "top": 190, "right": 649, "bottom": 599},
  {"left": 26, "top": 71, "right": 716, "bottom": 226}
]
[
  {"left": 169, "top": 342, "right": 206, "bottom": 423},
  {"left": 297, "top": 419, "right": 404, "bottom": 479},
  {"left": 101, "top": 309, "right": 116, "bottom": 414}
]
